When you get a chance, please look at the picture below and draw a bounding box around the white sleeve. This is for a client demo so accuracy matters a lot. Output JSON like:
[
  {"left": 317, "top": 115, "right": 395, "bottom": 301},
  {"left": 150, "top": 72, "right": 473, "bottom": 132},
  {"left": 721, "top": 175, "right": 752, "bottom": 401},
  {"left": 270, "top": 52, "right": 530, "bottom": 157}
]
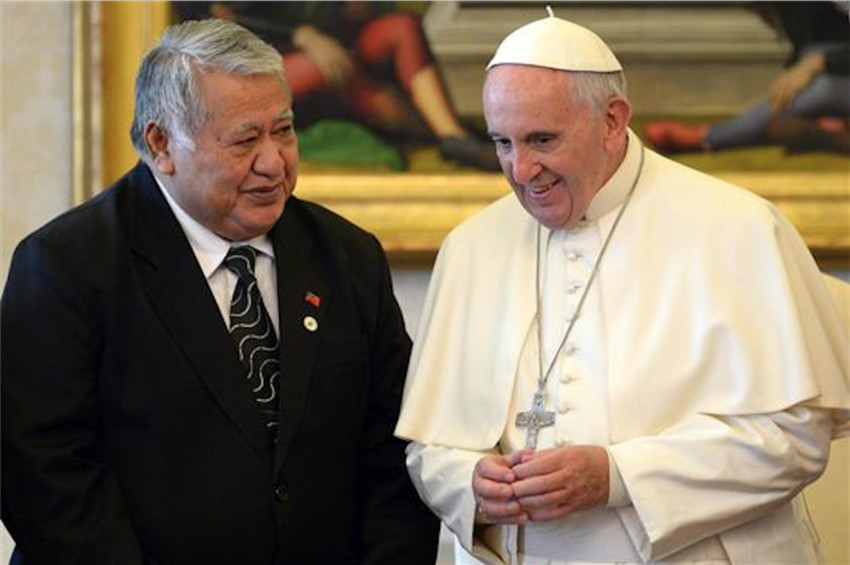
[
  {"left": 608, "top": 405, "right": 832, "bottom": 561},
  {"left": 405, "top": 441, "right": 490, "bottom": 552},
  {"left": 606, "top": 449, "right": 631, "bottom": 508}
]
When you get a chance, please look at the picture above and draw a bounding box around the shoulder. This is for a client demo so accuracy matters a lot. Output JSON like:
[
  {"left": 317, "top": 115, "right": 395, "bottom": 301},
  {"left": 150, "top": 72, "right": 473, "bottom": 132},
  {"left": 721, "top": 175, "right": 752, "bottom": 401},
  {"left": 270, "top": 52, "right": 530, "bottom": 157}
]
[
  {"left": 628, "top": 151, "right": 805, "bottom": 274},
  {"left": 3, "top": 167, "right": 149, "bottom": 314},
  {"left": 279, "top": 197, "right": 393, "bottom": 296},
  {"left": 14, "top": 166, "right": 142, "bottom": 262},
  {"left": 441, "top": 192, "right": 529, "bottom": 259},
  {"left": 286, "top": 197, "right": 383, "bottom": 257},
  {"left": 640, "top": 150, "right": 783, "bottom": 232}
]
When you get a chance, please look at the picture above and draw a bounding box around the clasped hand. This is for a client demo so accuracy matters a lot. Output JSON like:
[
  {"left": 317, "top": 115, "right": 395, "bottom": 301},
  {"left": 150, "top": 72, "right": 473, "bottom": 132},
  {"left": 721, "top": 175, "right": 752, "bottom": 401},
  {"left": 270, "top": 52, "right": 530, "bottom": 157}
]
[{"left": 472, "top": 445, "right": 609, "bottom": 524}]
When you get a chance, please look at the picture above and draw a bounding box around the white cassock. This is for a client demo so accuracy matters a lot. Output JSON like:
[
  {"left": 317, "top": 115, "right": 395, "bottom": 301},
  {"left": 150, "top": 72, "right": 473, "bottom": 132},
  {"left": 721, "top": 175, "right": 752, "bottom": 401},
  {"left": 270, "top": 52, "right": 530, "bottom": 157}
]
[{"left": 395, "top": 130, "right": 850, "bottom": 564}]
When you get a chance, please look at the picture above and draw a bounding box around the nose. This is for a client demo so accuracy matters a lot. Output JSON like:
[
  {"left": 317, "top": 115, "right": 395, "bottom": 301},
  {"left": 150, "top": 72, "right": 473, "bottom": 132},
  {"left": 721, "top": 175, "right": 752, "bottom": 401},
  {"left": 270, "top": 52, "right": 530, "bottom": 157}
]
[
  {"left": 510, "top": 146, "right": 540, "bottom": 184},
  {"left": 252, "top": 137, "right": 286, "bottom": 179}
]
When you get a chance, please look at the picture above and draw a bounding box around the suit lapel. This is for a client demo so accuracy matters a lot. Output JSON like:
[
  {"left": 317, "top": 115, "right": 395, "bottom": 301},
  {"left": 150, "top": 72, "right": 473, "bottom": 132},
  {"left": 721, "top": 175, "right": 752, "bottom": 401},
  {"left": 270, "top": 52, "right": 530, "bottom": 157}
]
[
  {"left": 128, "top": 165, "right": 271, "bottom": 461},
  {"left": 269, "top": 200, "right": 330, "bottom": 471}
]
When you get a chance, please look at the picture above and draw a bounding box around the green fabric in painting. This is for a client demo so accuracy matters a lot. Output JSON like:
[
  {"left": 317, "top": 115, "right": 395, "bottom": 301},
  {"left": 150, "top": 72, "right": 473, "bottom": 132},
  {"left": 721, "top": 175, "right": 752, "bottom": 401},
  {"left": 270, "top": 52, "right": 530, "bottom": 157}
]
[{"left": 298, "top": 120, "right": 405, "bottom": 172}]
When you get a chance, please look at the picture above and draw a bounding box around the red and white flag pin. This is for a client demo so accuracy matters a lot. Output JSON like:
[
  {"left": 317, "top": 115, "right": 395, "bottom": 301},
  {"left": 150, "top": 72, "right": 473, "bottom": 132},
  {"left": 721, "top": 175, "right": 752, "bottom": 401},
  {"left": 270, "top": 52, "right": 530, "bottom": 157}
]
[{"left": 304, "top": 291, "right": 321, "bottom": 308}]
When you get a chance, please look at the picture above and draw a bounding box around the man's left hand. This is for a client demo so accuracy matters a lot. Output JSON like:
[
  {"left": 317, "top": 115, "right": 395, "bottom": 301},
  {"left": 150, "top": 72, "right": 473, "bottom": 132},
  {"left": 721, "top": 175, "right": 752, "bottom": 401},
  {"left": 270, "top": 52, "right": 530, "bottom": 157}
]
[{"left": 510, "top": 445, "right": 609, "bottom": 522}]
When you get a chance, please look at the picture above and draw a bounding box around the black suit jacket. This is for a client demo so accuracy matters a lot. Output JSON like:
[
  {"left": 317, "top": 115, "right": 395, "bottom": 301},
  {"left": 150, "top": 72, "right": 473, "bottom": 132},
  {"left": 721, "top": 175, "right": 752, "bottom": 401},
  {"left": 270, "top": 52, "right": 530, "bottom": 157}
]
[{"left": 1, "top": 163, "right": 439, "bottom": 564}]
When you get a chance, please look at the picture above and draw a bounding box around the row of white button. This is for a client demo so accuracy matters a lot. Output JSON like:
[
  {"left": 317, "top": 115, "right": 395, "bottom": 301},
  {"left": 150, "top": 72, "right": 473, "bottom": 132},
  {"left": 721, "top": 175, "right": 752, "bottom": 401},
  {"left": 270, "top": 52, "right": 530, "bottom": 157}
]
[{"left": 554, "top": 224, "right": 590, "bottom": 448}]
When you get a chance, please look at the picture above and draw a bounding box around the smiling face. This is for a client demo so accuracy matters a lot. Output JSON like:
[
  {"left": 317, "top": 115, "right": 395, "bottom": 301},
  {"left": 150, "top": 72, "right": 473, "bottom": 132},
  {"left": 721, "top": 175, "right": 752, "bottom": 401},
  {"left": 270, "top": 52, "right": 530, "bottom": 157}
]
[
  {"left": 484, "top": 65, "right": 627, "bottom": 230},
  {"left": 148, "top": 70, "right": 297, "bottom": 241}
]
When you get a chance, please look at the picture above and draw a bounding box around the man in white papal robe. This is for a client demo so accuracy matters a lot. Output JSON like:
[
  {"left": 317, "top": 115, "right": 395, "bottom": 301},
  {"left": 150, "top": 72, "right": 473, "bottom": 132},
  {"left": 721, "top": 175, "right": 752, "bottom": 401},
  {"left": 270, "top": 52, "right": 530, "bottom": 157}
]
[{"left": 395, "top": 12, "right": 850, "bottom": 565}]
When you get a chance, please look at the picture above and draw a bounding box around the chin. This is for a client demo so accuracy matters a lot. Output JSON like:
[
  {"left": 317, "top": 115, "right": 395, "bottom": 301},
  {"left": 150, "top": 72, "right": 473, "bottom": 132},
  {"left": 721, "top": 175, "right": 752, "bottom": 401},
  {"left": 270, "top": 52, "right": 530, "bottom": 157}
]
[
  {"left": 248, "top": 203, "right": 287, "bottom": 234},
  {"left": 218, "top": 218, "right": 280, "bottom": 241},
  {"left": 525, "top": 206, "right": 563, "bottom": 230}
]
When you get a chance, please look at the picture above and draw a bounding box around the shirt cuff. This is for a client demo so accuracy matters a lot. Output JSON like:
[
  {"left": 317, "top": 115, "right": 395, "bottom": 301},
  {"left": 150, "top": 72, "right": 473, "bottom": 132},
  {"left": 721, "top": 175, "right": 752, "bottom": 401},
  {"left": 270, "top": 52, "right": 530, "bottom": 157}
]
[{"left": 606, "top": 447, "right": 631, "bottom": 507}]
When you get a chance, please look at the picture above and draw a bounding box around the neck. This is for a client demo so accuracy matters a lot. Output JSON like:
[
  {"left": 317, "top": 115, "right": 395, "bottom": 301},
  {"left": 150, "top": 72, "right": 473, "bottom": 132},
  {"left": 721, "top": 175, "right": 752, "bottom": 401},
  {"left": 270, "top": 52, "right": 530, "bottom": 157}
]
[{"left": 600, "top": 134, "right": 630, "bottom": 189}]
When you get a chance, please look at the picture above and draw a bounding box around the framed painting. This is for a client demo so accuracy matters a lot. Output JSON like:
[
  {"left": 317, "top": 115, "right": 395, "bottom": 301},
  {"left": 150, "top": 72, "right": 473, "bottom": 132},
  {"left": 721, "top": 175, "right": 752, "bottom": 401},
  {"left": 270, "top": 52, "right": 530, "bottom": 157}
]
[{"left": 75, "top": 1, "right": 848, "bottom": 267}]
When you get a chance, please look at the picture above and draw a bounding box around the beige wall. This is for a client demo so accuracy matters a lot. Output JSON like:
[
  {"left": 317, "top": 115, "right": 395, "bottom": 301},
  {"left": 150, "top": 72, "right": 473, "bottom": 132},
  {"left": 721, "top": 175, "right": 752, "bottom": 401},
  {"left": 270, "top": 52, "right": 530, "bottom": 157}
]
[{"left": 1, "top": 1, "right": 73, "bottom": 287}]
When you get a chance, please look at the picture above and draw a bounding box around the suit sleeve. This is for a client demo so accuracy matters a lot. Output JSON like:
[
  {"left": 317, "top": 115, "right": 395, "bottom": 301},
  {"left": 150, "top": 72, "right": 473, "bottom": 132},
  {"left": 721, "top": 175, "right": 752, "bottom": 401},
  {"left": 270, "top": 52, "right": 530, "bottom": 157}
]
[
  {"left": 356, "top": 235, "right": 440, "bottom": 565},
  {"left": 1, "top": 236, "right": 144, "bottom": 564}
]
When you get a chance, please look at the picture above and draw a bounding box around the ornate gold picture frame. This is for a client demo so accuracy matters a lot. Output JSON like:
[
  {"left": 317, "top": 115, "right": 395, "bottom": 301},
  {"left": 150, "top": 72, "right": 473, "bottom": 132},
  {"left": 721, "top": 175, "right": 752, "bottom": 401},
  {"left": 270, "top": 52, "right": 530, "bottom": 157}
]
[{"left": 76, "top": 1, "right": 849, "bottom": 267}]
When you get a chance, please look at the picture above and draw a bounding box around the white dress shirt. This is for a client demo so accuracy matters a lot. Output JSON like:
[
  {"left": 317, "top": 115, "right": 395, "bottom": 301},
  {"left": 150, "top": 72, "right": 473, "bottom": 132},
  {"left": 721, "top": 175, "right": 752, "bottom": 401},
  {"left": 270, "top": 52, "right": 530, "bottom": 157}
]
[{"left": 154, "top": 176, "right": 279, "bottom": 335}]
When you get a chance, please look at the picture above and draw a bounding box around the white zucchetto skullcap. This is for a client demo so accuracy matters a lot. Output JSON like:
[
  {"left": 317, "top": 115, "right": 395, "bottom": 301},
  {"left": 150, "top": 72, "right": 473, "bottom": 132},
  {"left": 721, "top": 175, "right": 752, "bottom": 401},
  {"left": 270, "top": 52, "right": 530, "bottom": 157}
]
[{"left": 487, "top": 6, "right": 622, "bottom": 72}]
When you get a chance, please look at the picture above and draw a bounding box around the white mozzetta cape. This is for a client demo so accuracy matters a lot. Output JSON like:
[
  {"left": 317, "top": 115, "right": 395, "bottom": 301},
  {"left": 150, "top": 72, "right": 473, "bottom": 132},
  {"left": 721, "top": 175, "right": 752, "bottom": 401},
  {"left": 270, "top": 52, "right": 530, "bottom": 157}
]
[{"left": 396, "top": 141, "right": 850, "bottom": 563}]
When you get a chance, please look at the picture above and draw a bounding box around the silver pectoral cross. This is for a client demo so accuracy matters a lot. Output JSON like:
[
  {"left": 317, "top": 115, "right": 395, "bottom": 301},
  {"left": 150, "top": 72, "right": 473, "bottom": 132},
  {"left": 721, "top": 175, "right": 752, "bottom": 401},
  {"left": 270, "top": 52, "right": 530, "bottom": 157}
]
[{"left": 515, "top": 390, "right": 555, "bottom": 449}]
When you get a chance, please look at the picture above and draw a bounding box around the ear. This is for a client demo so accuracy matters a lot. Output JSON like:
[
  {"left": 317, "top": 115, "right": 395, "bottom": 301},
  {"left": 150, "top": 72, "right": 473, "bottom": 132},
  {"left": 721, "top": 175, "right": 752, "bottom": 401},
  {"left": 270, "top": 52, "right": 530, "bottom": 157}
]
[
  {"left": 604, "top": 97, "right": 632, "bottom": 145},
  {"left": 144, "top": 123, "right": 175, "bottom": 175}
]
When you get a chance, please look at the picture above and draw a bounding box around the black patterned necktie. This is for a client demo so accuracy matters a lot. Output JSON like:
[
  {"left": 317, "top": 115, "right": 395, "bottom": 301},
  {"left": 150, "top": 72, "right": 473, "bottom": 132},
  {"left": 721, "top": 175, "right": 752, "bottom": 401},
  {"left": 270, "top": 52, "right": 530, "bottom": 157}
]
[{"left": 224, "top": 246, "right": 280, "bottom": 432}]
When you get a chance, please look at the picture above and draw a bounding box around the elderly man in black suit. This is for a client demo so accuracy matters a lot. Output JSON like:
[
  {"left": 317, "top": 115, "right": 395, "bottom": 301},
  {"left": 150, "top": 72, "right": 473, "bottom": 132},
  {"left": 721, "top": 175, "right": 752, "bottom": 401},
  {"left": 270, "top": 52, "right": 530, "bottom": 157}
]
[{"left": 1, "top": 18, "right": 438, "bottom": 565}]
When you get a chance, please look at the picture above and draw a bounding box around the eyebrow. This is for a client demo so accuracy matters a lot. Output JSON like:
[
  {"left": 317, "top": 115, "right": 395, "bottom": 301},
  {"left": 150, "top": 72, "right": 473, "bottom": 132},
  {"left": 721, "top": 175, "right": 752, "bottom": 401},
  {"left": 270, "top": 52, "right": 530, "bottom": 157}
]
[{"left": 487, "top": 130, "right": 557, "bottom": 139}]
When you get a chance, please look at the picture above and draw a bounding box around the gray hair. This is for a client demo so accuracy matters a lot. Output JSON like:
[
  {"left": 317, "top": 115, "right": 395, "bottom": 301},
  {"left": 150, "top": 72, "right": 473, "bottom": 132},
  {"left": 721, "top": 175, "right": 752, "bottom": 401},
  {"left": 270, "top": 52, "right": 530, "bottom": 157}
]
[
  {"left": 130, "top": 18, "right": 286, "bottom": 157},
  {"left": 567, "top": 71, "right": 628, "bottom": 115}
]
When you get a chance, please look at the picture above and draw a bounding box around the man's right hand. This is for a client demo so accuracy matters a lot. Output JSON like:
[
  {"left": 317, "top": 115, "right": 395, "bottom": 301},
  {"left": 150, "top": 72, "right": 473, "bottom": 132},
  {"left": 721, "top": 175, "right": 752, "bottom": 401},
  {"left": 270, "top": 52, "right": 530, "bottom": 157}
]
[
  {"left": 292, "top": 25, "right": 355, "bottom": 89},
  {"left": 768, "top": 50, "right": 826, "bottom": 111},
  {"left": 472, "top": 450, "right": 530, "bottom": 525}
]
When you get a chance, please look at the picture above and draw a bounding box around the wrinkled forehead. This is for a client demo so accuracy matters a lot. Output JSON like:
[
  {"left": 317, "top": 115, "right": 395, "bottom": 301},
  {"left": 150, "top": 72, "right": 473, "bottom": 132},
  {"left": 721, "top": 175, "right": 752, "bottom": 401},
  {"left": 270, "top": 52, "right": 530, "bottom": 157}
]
[
  {"left": 483, "top": 65, "right": 573, "bottom": 110},
  {"left": 188, "top": 70, "right": 293, "bottom": 134},
  {"left": 482, "top": 65, "right": 588, "bottom": 133}
]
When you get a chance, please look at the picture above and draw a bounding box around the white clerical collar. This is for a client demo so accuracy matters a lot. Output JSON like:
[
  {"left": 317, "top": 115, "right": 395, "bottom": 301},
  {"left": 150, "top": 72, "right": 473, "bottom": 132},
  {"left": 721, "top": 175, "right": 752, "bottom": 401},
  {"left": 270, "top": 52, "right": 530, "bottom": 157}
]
[
  {"left": 584, "top": 128, "right": 643, "bottom": 222},
  {"left": 152, "top": 171, "right": 274, "bottom": 279}
]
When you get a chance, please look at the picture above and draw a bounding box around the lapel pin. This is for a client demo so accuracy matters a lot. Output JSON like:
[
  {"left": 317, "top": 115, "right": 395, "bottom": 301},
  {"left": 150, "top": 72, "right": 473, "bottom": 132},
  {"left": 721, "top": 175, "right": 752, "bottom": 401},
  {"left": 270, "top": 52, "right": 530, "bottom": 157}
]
[
  {"left": 303, "top": 316, "right": 318, "bottom": 332},
  {"left": 304, "top": 291, "right": 321, "bottom": 309}
]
